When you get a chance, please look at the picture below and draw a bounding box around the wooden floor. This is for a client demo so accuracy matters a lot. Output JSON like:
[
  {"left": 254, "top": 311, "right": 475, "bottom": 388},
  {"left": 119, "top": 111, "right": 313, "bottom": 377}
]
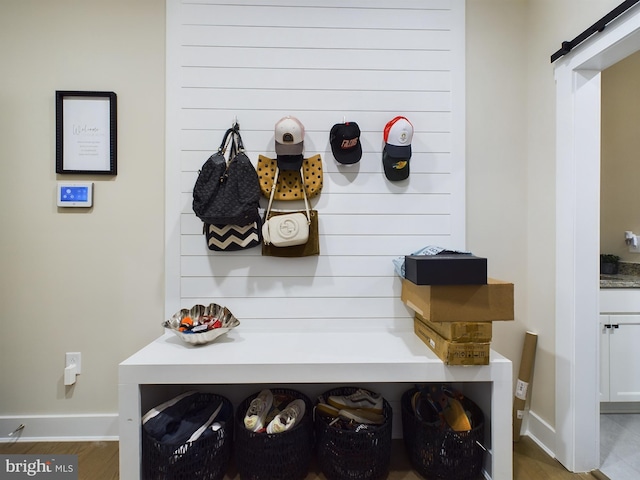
[
  {"left": 513, "top": 437, "right": 603, "bottom": 480},
  {"left": 0, "top": 440, "right": 119, "bottom": 480},
  {"left": 0, "top": 436, "right": 604, "bottom": 479}
]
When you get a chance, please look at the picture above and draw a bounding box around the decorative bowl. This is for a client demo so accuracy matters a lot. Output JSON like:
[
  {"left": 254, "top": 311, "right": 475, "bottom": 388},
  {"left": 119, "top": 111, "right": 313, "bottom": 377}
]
[{"left": 163, "top": 303, "right": 240, "bottom": 346}]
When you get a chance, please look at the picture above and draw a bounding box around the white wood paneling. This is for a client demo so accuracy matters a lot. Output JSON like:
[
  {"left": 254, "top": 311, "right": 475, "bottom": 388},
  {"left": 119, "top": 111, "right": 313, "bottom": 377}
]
[
  {"left": 181, "top": 111, "right": 454, "bottom": 134},
  {"left": 181, "top": 151, "right": 456, "bottom": 173},
  {"left": 180, "top": 129, "right": 453, "bottom": 154},
  {"left": 182, "top": 255, "right": 402, "bottom": 277},
  {"left": 180, "top": 234, "right": 453, "bottom": 256},
  {"left": 166, "top": 0, "right": 465, "bottom": 322},
  {"left": 181, "top": 172, "right": 454, "bottom": 194},
  {"left": 181, "top": 212, "right": 451, "bottom": 235}
]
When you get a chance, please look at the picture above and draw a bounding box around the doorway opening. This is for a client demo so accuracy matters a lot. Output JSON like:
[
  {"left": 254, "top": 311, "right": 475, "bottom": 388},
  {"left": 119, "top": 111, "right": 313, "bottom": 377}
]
[{"left": 554, "top": 9, "right": 640, "bottom": 473}]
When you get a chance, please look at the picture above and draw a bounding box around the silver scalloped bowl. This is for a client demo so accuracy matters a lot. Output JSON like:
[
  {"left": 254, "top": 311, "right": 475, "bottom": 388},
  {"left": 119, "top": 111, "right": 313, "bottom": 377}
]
[{"left": 163, "top": 303, "right": 240, "bottom": 346}]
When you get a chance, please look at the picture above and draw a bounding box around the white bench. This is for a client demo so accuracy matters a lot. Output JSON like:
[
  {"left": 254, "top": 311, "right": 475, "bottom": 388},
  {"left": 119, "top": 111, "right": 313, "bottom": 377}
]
[{"left": 119, "top": 325, "right": 512, "bottom": 479}]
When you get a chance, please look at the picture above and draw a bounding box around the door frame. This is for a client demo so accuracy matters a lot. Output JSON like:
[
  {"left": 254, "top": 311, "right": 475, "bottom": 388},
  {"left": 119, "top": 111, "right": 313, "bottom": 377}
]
[{"left": 554, "top": 8, "right": 640, "bottom": 472}]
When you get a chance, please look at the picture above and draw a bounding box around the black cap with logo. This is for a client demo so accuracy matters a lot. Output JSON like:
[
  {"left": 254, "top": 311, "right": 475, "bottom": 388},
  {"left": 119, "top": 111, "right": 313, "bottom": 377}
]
[{"left": 330, "top": 122, "right": 362, "bottom": 165}]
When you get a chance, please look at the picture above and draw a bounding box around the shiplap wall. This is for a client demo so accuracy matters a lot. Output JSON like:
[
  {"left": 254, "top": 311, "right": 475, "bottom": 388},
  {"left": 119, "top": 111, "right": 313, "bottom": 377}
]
[{"left": 165, "top": 0, "right": 466, "bottom": 327}]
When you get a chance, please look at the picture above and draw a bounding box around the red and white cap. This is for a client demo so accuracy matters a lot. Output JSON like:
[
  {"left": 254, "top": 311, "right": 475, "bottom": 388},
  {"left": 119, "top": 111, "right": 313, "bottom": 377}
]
[
  {"left": 383, "top": 116, "right": 413, "bottom": 158},
  {"left": 275, "top": 116, "right": 305, "bottom": 155}
]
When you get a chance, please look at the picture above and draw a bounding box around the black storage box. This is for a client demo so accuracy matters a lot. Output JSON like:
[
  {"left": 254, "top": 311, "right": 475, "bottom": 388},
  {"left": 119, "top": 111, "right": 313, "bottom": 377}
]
[{"left": 404, "top": 254, "right": 487, "bottom": 285}]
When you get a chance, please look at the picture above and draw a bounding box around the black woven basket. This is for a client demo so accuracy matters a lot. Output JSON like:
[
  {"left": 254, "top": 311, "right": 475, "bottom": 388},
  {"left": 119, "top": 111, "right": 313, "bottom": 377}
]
[
  {"left": 401, "top": 387, "right": 485, "bottom": 480},
  {"left": 314, "top": 387, "right": 392, "bottom": 480},
  {"left": 142, "top": 392, "right": 233, "bottom": 480},
  {"left": 234, "top": 388, "right": 314, "bottom": 480}
]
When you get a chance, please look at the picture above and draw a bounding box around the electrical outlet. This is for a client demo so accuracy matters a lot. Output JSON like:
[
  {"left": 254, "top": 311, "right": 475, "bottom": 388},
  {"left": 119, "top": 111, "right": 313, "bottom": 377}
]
[
  {"left": 65, "top": 352, "right": 81, "bottom": 374},
  {"left": 629, "top": 243, "right": 640, "bottom": 253}
]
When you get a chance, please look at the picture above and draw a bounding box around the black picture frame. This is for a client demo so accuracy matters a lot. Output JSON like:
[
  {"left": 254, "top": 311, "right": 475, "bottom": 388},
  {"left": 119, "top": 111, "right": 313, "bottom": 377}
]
[{"left": 56, "top": 90, "right": 117, "bottom": 175}]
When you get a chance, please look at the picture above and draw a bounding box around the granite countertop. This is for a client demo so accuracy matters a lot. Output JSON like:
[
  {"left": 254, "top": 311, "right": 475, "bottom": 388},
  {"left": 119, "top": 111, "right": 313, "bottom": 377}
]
[
  {"left": 600, "top": 262, "right": 640, "bottom": 288},
  {"left": 600, "top": 274, "right": 640, "bottom": 288}
]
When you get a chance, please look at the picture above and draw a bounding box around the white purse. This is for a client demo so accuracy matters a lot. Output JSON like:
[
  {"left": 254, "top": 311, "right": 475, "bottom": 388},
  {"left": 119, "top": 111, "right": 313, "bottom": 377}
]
[{"left": 262, "top": 167, "right": 311, "bottom": 247}]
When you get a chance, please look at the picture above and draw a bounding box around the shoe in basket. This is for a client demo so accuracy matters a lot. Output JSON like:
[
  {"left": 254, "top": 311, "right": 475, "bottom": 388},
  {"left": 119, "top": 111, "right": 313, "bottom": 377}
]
[
  {"left": 316, "top": 401, "right": 340, "bottom": 418},
  {"left": 327, "top": 389, "right": 383, "bottom": 414},
  {"left": 266, "top": 399, "right": 306, "bottom": 434},
  {"left": 244, "top": 389, "right": 274, "bottom": 432},
  {"left": 339, "top": 408, "right": 385, "bottom": 425}
]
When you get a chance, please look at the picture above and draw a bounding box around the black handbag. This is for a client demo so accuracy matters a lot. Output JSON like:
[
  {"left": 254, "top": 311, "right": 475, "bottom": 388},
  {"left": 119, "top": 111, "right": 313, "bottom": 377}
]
[{"left": 192, "top": 126, "right": 262, "bottom": 251}]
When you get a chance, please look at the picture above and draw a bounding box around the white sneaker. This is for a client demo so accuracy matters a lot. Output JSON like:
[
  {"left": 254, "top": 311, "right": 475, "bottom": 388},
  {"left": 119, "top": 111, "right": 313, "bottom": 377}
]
[
  {"left": 266, "top": 399, "right": 306, "bottom": 434},
  {"left": 244, "top": 389, "right": 273, "bottom": 432},
  {"left": 327, "top": 389, "right": 383, "bottom": 414}
]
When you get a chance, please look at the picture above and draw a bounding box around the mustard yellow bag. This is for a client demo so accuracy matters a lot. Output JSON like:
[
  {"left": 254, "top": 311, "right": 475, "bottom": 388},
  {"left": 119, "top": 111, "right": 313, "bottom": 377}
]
[{"left": 257, "top": 154, "right": 323, "bottom": 200}]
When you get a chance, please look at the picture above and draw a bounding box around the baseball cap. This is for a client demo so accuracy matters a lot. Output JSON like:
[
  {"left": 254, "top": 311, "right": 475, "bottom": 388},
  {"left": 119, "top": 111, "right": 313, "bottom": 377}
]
[
  {"left": 276, "top": 154, "right": 304, "bottom": 171},
  {"left": 275, "top": 116, "right": 304, "bottom": 156},
  {"left": 330, "top": 122, "right": 362, "bottom": 165},
  {"left": 382, "top": 116, "right": 413, "bottom": 181}
]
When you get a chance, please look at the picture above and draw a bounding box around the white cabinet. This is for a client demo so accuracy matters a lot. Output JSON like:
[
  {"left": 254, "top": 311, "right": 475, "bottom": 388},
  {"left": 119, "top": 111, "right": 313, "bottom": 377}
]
[{"left": 600, "top": 314, "right": 640, "bottom": 402}]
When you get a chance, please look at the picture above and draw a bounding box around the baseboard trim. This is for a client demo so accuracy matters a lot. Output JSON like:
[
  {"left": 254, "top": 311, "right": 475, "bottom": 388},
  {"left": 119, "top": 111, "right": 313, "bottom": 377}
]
[
  {"left": 590, "top": 469, "right": 611, "bottom": 480},
  {"left": 0, "top": 414, "right": 118, "bottom": 443},
  {"left": 600, "top": 402, "right": 640, "bottom": 414},
  {"left": 0, "top": 408, "right": 559, "bottom": 460},
  {"left": 523, "top": 409, "right": 556, "bottom": 458}
]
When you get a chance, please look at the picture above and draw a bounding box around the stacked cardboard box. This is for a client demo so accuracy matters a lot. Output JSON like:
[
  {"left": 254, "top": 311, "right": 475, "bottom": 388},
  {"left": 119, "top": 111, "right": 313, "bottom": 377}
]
[{"left": 400, "top": 255, "right": 514, "bottom": 365}]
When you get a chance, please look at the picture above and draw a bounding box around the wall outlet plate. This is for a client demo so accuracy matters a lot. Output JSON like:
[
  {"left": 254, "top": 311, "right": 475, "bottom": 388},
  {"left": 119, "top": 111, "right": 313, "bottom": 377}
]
[
  {"left": 629, "top": 242, "right": 640, "bottom": 253},
  {"left": 65, "top": 352, "right": 81, "bottom": 373}
]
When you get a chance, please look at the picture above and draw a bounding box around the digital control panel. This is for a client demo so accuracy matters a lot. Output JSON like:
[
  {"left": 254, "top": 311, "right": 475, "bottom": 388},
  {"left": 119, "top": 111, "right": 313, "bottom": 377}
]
[{"left": 57, "top": 182, "right": 93, "bottom": 207}]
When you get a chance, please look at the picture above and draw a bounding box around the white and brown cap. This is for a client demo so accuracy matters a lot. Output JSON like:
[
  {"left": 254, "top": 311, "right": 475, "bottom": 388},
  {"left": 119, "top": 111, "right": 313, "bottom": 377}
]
[{"left": 274, "top": 116, "right": 305, "bottom": 156}]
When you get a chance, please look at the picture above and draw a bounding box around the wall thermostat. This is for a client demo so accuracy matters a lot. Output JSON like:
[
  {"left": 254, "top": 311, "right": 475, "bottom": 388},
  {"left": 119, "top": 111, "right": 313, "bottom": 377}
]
[{"left": 57, "top": 182, "right": 93, "bottom": 207}]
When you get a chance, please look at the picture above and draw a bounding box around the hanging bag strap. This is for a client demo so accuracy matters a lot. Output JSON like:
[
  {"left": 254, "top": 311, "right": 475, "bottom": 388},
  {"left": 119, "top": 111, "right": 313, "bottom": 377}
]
[
  {"left": 233, "top": 124, "right": 245, "bottom": 152},
  {"left": 265, "top": 166, "right": 311, "bottom": 224},
  {"left": 300, "top": 172, "right": 311, "bottom": 223},
  {"left": 264, "top": 167, "right": 280, "bottom": 219},
  {"left": 219, "top": 128, "right": 238, "bottom": 184},
  {"left": 217, "top": 127, "right": 235, "bottom": 154}
]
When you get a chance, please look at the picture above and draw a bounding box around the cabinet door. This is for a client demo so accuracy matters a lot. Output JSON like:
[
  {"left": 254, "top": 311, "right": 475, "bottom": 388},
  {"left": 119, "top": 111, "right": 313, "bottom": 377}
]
[
  {"left": 600, "top": 316, "right": 610, "bottom": 402},
  {"left": 609, "top": 318, "right": 640, "bottom": 402}
]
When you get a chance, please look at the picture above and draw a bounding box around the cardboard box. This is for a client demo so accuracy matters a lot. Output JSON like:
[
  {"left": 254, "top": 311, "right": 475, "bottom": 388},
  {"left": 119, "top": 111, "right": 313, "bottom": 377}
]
[
  {"left": 414, "top": 318, "right": 490, "bottom": 365},
  {"left": 401, "top": 278, "right": 514, "bottom": 322},
  {"left": 404, "top": 254, "right": 487, "bottom": 285},
  {"left": 415, "top": 313, "right": 492, "bottom": 342}
]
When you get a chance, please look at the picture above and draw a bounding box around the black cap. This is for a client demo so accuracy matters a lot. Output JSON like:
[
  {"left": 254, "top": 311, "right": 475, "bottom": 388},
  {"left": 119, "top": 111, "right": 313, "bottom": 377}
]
[
  {"left": 276, "top": 154, "right": 304, "bottom": 171},
  {"left": 382, "top": 147, "right": 410, "bottom": 181},
  {"left": 330, "top": 122, "right": 362, "bottom": 165}
]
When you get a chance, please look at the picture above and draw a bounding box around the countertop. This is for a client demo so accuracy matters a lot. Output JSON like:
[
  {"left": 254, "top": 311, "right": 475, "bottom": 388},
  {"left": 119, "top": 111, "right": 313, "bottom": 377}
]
[
  {"left": 600, "top": 262, "right": 640, "bottom": 288},
  {"left": 600, "top": 274, "right": 640, "bottom": 288}
]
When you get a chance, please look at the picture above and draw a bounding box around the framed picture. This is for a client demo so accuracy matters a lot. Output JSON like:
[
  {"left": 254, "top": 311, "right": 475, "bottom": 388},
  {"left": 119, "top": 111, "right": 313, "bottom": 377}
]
[{"left": 56, "top": 90, "right": 117, "bottom": 175}]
